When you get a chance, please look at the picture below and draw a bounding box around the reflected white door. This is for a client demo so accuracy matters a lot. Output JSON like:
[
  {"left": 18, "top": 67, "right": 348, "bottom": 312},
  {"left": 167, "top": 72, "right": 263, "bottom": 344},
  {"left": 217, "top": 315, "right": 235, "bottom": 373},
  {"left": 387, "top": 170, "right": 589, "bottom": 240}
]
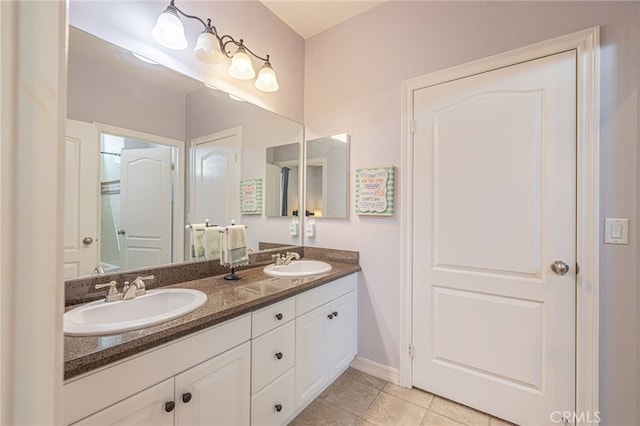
[
  {"left": 64, "top": 119, "right": 99, "bottom": 278},
  {"left": 265, "top": 163, "right": 282, "bottom": 216},
  {"left": 120, "top": 148, "right": 172, "bottom": 270},
  {"left": 412, "top": 51, "right": 576, "bottom": 425},
  {"left": 191, "top": 128, "right": 240, "bottom": 226}
]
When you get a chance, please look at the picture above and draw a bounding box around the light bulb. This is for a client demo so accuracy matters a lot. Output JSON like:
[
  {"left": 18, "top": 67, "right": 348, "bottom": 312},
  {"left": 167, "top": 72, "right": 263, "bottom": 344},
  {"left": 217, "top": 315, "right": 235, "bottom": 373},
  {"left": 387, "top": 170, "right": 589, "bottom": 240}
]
[
  {"left": 151, "top": 5, "right": 187, "bottom": 50},
  {"left": 194, "top": 29, "right": 224, "bottom": 64},
  {"left": 255, "top": 60, "right": 279, "bottom": 92},
  {"left": 228, "top": 46, "right": 255, "bottom": 80}
]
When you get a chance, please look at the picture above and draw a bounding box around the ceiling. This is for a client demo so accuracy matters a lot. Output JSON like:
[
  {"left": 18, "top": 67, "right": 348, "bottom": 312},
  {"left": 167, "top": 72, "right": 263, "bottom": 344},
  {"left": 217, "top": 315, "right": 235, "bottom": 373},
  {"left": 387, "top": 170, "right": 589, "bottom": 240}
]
[{"left": 260, "top": 0, "right": 385, "bottom": 39}]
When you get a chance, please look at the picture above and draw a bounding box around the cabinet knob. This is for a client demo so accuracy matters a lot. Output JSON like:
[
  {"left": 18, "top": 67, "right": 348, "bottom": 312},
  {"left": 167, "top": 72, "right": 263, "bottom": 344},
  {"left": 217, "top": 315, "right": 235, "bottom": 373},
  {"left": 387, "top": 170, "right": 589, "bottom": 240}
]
[
  {"left": 165, "top": 401, "right": 175, "bottom": 412},
  {"left": 333, "top": 311, "right": 338, "bottom": 317},
  {"left": 327, "top": 313, "right": 334, "bottom": 320},
  {"left": 275, "top": 313, "right": 283, "bottom": 321},
  {"left": 182, "top": 392, "right": 192, "bottom": 403},
  {"left": 275, "top": 352, "right": 283, "bottom": 360},
  {"left": 275, "top": 404, "right": 283, "bottom": 413}
]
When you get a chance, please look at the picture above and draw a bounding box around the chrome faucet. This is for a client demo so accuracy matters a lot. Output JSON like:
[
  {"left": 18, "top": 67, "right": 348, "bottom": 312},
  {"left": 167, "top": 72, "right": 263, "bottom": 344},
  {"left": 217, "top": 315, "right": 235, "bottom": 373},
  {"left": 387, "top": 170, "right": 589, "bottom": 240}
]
[
  {"left": 122, "top": 275, "right": 154, "bottom": 300},
  {"left": 282, "top": 251, "right": 300, "bottom": 265}
]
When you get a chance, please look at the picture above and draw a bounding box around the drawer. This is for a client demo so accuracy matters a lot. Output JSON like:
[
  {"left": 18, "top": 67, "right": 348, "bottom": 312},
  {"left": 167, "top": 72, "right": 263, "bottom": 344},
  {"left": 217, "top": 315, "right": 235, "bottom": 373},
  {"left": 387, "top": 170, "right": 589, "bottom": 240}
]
[
  {"left": 296, "top": 273, "right": 356, "bottom": 316},
  {"left": 251, "top": 368, "right": 295, "bottom": 426},
  {"left": 252, "top": 320, "right": 295, "bottom": 393},
  {"left": 252, "top": 297, "right": 295, "bottom": 338}
]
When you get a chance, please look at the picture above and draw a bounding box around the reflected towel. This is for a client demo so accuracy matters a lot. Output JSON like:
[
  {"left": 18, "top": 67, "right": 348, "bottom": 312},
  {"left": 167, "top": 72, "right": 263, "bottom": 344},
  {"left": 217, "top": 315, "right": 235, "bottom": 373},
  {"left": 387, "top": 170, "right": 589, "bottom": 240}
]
[
  {"left": 220, "top": 225, "right": 249, "bottom": 268},
  {"left": 204, "top": 226, "right": 223, "bottom": 260},
  {"left": 191, "top": 224, "right": 206, "bottom": 259}
]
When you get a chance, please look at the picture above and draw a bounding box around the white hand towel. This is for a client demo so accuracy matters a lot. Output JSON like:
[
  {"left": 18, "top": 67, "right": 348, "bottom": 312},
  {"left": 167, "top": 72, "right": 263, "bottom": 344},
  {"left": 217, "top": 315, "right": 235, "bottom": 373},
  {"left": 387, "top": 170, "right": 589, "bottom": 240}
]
[
  {"left": 204, "top": 226, "right": 223, "bottom": 260},
  {"left": 220, "top": 225, "right": 248, "bottom": 268},
  {"left": 191, "top": 224, "right": 206, "bottom": 259}
]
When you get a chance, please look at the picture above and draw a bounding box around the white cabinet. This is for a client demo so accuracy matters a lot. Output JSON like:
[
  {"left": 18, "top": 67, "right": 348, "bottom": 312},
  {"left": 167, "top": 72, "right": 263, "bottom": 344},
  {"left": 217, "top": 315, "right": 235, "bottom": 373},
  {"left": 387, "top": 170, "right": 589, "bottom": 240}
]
[
  {"left": 250, "top": 298, "right": 296, "bottom": 426},
  {"left": 65, "top": 315, "right": 252, "bottom": 426},
  {"left": 72, "top": 343, "right": 251, "bottom": 426},
  {"left": 175, "top": 342, "right": 251, "bottom": 426},
  {"left": 64, "top": 273, "right": 358, "bottom": 426},
  {"left": 294, "top": 275, "right": 357, "bottom": 410},
  {"left": 72, "top": 379, "right": 174, "bottom": 426}
]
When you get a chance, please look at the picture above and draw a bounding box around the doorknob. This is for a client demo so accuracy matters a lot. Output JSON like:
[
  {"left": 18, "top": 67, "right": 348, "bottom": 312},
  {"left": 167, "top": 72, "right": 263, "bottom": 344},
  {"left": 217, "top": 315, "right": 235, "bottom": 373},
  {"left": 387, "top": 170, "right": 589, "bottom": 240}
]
[
  {"left": 82, "top": 237, "right": 94, "bottom": 245},
  {"left": 550, "top": 260, "right": 570, "bottom": 276}
]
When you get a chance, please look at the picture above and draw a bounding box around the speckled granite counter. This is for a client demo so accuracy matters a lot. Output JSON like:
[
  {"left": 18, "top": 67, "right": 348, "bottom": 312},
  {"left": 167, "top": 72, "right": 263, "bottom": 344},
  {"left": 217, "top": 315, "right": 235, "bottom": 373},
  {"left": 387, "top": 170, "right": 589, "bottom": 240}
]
[{"left": 64, "top": 258, "right": 360, "bottom": 380}]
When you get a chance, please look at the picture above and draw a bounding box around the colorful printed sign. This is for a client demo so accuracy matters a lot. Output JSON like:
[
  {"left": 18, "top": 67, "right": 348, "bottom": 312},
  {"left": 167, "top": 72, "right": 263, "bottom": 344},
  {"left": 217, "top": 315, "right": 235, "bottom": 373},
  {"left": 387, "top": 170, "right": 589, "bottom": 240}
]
[
  {"left": 355, "top": 166, "right": 394, "bottom": 216},
  {"left": 240, "top": 179, "right": 262, "bottom": 214}
]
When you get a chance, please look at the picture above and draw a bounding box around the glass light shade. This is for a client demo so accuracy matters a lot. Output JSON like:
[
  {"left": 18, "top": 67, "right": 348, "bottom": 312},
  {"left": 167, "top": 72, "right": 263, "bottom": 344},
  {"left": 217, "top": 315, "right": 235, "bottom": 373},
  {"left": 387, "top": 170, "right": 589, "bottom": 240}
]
[
  {"left": 228, "top": 47, "right": 255, "bottom": 80},
  {"left": 151, "top": 7, "right": 187, "bottom": 50},
  {"left": 194, "top": 30, "right": 224, "bottom": 64},
  {"left": 255, "top": 61, "right": 279, "bottom": 92}
]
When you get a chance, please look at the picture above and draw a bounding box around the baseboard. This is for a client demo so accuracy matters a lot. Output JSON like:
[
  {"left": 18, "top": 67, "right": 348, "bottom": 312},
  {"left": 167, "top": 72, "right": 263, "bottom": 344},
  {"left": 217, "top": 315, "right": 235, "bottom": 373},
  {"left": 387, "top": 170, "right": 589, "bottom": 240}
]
[{"left": 350, "top": 356, "right": 401, "bottom": 385}]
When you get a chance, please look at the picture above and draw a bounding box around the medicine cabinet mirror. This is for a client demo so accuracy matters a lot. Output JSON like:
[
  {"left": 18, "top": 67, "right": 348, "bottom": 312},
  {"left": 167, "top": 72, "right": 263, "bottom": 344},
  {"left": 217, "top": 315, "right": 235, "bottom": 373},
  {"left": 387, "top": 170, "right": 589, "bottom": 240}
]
[{"left": 305, "top": 134, "right": 350, "bottom": 218}]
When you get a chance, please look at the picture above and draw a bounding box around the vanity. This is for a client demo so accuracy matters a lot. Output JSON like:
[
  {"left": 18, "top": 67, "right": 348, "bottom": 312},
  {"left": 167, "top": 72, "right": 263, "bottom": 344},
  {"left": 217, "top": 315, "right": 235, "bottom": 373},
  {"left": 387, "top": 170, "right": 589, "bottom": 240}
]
[{"left": 63, "top": 254, "right": 360, "bottom": 426}]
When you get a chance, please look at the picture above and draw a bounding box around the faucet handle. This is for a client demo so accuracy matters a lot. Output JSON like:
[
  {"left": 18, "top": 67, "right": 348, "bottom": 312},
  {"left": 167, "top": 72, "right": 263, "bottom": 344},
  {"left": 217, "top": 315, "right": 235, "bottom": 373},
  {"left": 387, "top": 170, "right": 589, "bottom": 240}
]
[
  {"left": 271, "top": 254, "right": 283, "bottom": 265},
  {"left": 95, "top": 281, "right": 121, "bottom": 302},
  {"left": 133, "top": 275, "right": 154, "bottom": 296}
]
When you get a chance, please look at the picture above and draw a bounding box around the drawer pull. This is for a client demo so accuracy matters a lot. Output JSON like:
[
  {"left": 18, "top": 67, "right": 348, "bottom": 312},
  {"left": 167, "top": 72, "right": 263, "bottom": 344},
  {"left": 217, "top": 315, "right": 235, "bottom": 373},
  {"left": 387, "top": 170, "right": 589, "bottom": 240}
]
[
  {"left": 182, "top": 392, "right": 192, "bottom": 403},
  {"left": 327, "top": 313, "right": 334, "bottom": 319},
  {"left": 165, "top": 401, "right": 175, "bottom": 412},
  {"left": 275, "top": 313, "right": 283, "bottom": 321},
  {"left": 333, "top": 311, "right": 338, "bottom": 317},
  {"left": 275, "top": 404, "right": 283, "bottom": 413},
  {"left": 275, "top": 352, "right": 283, "bottom": 360}
]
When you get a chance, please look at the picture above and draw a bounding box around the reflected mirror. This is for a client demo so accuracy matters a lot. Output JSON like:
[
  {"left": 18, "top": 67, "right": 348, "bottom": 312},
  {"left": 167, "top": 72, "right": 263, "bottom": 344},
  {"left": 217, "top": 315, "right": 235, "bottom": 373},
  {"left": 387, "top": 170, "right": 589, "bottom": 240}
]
[
  {"left": 65, "top": 26, "right": 303, "bottom": 279},
  {"left": 305, "top": 134, "right": 350, "bottom": 218},
  {"left": 265, "top": 143, "right": 301, "bottom": 217}
]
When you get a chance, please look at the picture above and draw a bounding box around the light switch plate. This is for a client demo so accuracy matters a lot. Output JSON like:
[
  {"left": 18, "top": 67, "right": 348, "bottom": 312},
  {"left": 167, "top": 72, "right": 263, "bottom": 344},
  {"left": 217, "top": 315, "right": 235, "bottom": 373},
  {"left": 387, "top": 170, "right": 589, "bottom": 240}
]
[{"left": 604, "top": 218, "right": 629, "bottom": 245}]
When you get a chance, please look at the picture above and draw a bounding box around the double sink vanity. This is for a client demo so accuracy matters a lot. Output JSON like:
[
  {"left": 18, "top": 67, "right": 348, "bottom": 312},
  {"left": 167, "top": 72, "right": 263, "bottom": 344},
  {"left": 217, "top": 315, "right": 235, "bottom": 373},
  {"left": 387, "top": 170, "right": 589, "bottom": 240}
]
[{"left": 63, "top": 247, "right": 360, "bottom": 426}]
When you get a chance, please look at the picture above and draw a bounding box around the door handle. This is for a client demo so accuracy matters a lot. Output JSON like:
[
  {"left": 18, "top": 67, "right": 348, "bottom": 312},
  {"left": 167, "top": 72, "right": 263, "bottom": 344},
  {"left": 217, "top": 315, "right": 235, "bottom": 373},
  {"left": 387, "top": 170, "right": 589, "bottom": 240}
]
[
  {"left": 550, "top": 260, "right": 570, "bottom": 276},
  {"left": 82, "top": 237, "right": 94, "bottom": 245},
  {"left": 117, "top": 230, "right": 126, "bottom": 235}
]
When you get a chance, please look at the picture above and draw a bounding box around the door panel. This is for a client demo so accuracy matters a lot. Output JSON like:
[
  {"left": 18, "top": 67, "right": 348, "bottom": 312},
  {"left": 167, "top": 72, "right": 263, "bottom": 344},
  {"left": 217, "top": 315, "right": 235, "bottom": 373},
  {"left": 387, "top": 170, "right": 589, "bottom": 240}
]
[
  {"left": 64, "top": 119, "right": 99, "bottom": 278},
  {"left": 412, "top": 51, "right": 576, "bottom": 425},
  {"left": 120, "top": 148, "right": 172, "bottom": 270},
  {"left": 191, "top": 128, "right": 240, "bottom": 226}
]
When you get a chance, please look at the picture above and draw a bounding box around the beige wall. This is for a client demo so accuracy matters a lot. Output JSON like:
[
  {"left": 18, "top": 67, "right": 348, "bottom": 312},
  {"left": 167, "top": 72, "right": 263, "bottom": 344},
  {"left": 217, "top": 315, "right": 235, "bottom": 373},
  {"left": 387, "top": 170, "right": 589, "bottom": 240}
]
[{"left": 304, "top": 2, "right": 639, "bottom": 424}]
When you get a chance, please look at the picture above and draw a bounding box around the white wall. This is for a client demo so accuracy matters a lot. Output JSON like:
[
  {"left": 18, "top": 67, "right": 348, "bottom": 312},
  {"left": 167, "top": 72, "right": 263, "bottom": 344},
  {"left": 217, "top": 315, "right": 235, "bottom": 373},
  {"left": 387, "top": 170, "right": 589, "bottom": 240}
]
[{"left": 304, "top": 2, "right": 639, "bottom": 425}]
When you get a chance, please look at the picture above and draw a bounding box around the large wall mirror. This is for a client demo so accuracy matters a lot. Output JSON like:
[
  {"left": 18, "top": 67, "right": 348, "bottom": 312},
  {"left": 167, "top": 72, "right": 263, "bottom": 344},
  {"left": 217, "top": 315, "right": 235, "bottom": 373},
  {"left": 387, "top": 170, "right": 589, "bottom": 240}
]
[
  {"left": 305, "top": 134, "right": 350, "bottom": 218},
  {"left": 65, "top": 26, "right": 303, "bottom": 279}
]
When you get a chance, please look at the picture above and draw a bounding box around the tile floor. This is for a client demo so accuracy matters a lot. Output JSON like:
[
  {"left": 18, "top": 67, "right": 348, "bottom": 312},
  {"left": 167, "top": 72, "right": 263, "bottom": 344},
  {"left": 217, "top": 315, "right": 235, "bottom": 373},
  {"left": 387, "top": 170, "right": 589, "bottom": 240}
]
[{"left": 289, "top": 368, "right": 513, "bottom": 426}]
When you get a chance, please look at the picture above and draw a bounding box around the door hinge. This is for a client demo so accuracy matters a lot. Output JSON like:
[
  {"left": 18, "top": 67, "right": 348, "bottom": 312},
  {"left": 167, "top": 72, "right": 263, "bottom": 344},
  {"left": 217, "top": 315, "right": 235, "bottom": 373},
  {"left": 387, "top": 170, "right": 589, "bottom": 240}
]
[
  {"left": 171, "top": 163, "right": 175, "bottom": 171},
  {"left": 410, "top": 120, "right": 416, "bottom": 134},
  {"left": 408, "top": 344, "right": 414, "bottom": 359},
  {"left": 575, "top": 262, "right": 580, "bottom": 275}
]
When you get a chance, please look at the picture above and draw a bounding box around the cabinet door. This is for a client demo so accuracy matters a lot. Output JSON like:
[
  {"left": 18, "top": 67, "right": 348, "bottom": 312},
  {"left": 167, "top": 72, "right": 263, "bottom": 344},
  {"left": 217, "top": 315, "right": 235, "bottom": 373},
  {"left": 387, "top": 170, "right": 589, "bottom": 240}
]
[
  {"left": 71, "top": 378, "right": 174, "bottom": 426},
  {"left": 328, "top": 291, "right": 357, "bottom": 379},
  {"left": 175, "top": 342, "right": 251, "bottom": 426},
  {"left": 295, "top": 305, "right": 330, "bottom": 409}
]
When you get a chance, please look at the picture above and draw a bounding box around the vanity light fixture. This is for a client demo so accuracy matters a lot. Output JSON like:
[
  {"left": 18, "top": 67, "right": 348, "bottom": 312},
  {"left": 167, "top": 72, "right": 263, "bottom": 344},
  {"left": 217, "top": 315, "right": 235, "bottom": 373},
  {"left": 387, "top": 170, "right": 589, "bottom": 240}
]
[{"left": 151, "top": 0, "right": 279, "bottom": 92}]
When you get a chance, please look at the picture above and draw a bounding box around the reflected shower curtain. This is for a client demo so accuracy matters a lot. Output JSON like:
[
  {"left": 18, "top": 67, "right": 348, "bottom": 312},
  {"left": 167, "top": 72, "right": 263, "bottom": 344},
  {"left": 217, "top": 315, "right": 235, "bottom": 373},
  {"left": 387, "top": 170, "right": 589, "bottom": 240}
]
[{"left": 280, "top": 167, "right": 291, "bottom": 216}]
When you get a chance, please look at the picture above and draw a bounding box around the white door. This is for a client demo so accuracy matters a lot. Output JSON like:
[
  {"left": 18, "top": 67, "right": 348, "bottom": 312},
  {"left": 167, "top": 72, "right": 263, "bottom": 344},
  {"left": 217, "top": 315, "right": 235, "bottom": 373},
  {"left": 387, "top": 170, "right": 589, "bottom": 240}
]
[
  {"left": 412, "top": 51, "right": 576, "bottom": 425},
  {"left": 120, "top": 148, "right": 172, "bottom": 270},
  {"left": 64, "top": 119, "right": 99, "bottom": 278},
  {"left": 265, "top": 163, "right": 282, "bottom": 216},
  {"left": 295, "top": 305, "right": 330, "bottom": 409},
  {"left": 191, "top": 128, "right": 240, "bottom": 226},
  {"left": 175, "top": 342, "right": 251, "bottom": 426}
]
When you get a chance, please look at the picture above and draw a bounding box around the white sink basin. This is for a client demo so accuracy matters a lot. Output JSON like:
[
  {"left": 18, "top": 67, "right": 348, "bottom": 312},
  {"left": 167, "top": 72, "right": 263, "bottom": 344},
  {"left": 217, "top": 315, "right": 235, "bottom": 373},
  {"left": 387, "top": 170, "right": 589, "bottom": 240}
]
[
  {"left": 264, "top": 260, "right": 332, "bottom": 278},
  {"left": 64, "top": 289, "right": 207, "bottom": 336}
]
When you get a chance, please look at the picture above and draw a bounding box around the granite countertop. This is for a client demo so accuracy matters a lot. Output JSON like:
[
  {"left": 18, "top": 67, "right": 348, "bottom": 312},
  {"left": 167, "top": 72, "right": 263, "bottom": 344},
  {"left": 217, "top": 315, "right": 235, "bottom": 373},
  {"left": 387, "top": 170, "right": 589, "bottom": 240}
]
[{"left": 64, "top": 259, "right": 361, "bottom": 380}]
